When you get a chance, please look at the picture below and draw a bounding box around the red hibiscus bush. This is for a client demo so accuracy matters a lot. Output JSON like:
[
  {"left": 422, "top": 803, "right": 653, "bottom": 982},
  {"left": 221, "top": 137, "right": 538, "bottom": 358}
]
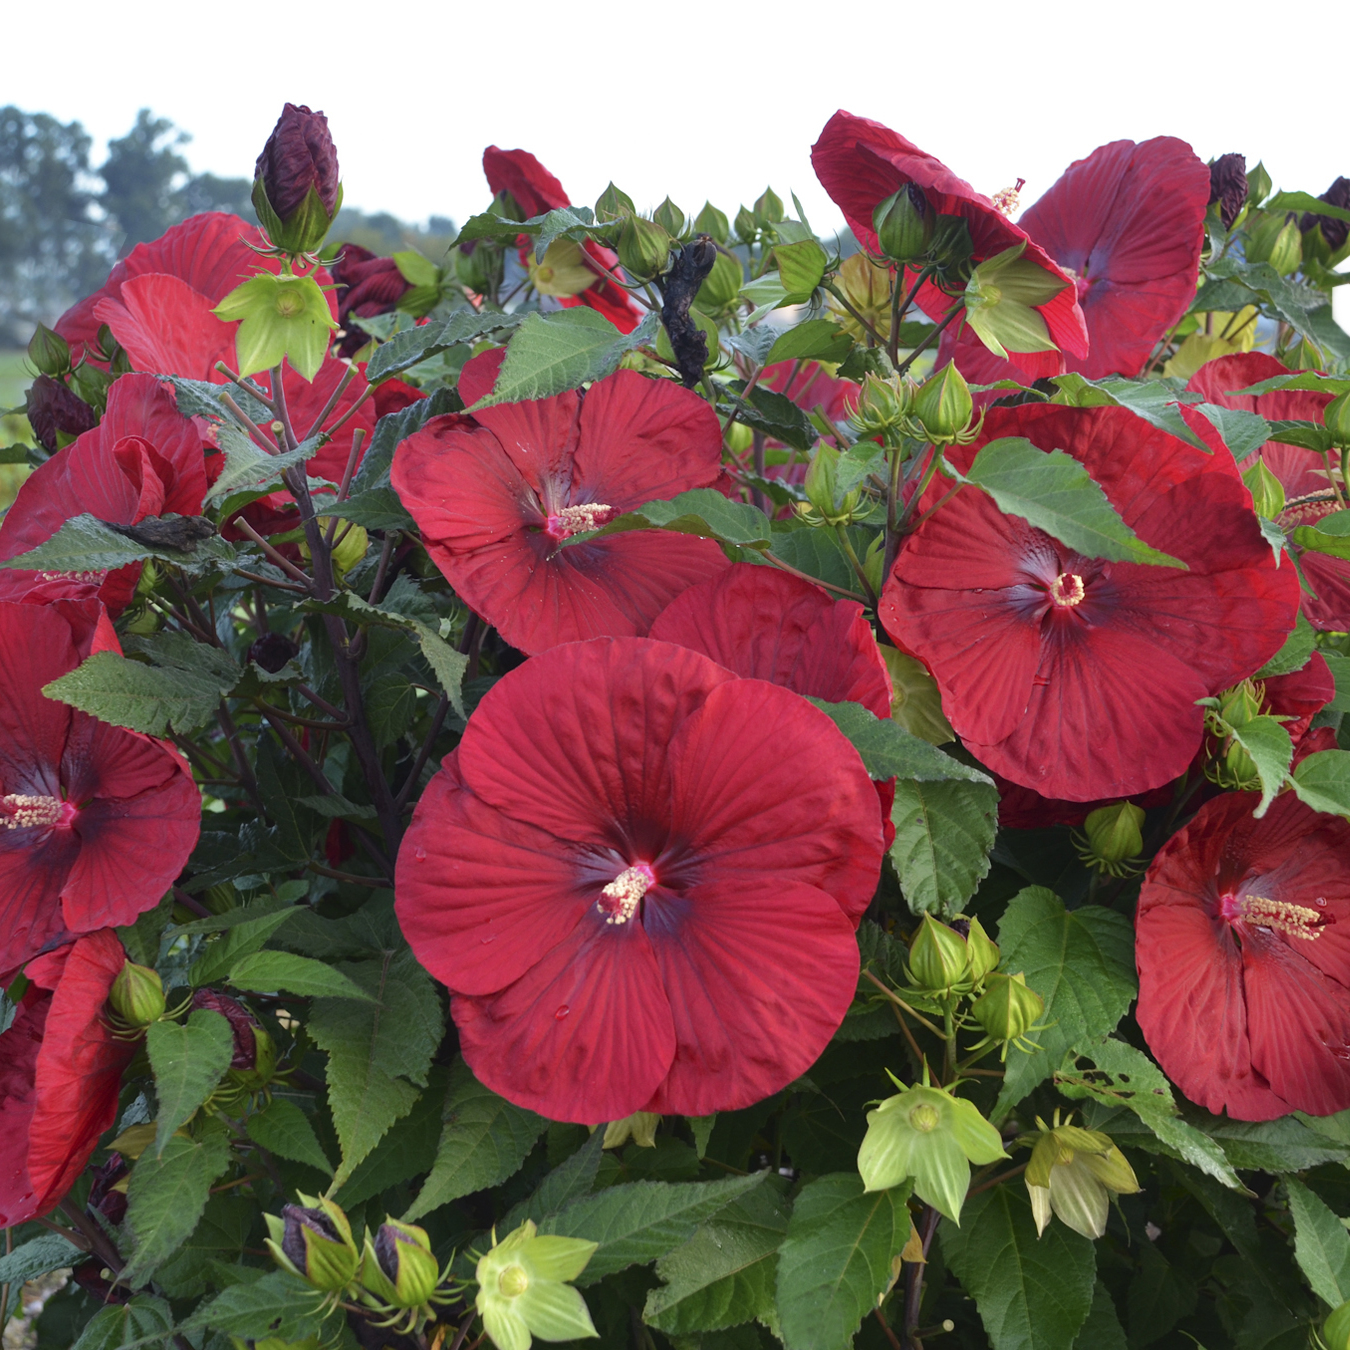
[{"left": 3, "top": 101, "right": 1350, "bottom": 1350}]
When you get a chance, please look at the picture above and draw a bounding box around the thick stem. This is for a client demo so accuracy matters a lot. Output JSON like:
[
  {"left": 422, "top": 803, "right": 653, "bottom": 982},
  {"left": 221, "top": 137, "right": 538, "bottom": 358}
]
[{"left": 902, "top": 1204, "right": 941, "bottom": 1350}]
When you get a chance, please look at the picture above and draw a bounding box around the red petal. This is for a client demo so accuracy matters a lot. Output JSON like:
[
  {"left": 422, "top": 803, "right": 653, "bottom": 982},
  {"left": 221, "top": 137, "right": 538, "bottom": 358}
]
[
  {"left": 482, "top": 146, "right": 570, "bottom": 218},
  {"left": 0, "top": 983, "right": 47, "bottom": 1225},
  {"left": 459, "top": 349, "right": 506, "bottom": 406},
  {"left": 96, "top": 273, "right": 235, "bottom": 383}
]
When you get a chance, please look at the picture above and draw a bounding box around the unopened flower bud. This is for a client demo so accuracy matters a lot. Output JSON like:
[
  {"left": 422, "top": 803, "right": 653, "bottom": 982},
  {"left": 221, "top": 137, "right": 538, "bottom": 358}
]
[
  {"left": 266, "top": 1195, "right": 360, "bottom": 1292},
  {"left": 873, "top": 184, "right": 934, "bottom": 264},
  {"left": 27, "top": 323, "right": 71, "bottom": 378},
  {"left": 653, "top": 197, "right": 688, "bottom": 241},
  {"left": 246, "top": 632, "right": 300, "bottom": 674},
  {"left": 192, "top": 989, "right": 276, "bottom": 1088},
  {"left": 694, "top": 251, "right": 743, "bottom": 317},
  {"left": 475, "top": 1220, "right": 599, "bottom": 1350},
  {"left": 253, "top": 104, "right": 341, "bottom": 257},
  {"left": 733, "top": 205, "right": 759, "bottom": 244},
  {"left": 594, "top": 182, "right": 635, "bottom": 225},
  {"left": 1325, "top": 392, "right": 1350, "bottom": 447},
  {"left": 1300, "top": 175, "right": 1350, "bottom": 255},
  {"left": 617, "top": 216, "right": 672, "bottom": 282},
  {"left": 1216, "top": 679, "right": 1263, "bottom": 731},
  {"left": 927, "top": 214, "right": 975, "bottom": 276},
  {"left": 1246, "top": 215, "right": 1302, "bottom": 276},
  {"left": 802, "top": 444, "right": 862, "bottom": 525},
  {"left": 109, "top": 961, "right": 166, "bottom": 1027},
  {"left": 86, "top": 1153, "right": 129, "bottom": 1227},
  {"left": 753, "top": 187, "right": 784, "bottom": 224},
  {"left": 963, "top": 917, "right": 1000, "bottom": 985},
  {"left": 911, "top": 365, "right": 974, "bottom": 445},
  {"left": 361, "top": 1219, "right": 440, "bottom": 1309},
  {"left": 971, "top": 972, "right": 1044, "bottom": 1053},
  {"left": 26, "top": 374, "right": 97, "bottom": 452},
  {"left": 1207, "top": 154, "right": 1248, "bottom": 230},
  {"left": 1080, "top": 802, "right": 1145, "bottom": 873},
  {"left": 847, "top": 375, "right": 913, "bottom": 442},
  {"left": 695, "top": 202, "right": 730, "bottom": 245},
  {"left": 908, "top": 915, "right": 969, "bottom": 993}
]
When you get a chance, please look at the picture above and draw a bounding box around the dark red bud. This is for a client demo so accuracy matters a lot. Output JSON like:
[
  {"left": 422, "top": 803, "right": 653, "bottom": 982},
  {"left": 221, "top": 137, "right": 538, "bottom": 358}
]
[
  {"left": 191, "top": 988, "right": 259, "bottom": 1069},
  {"left": 281, "top": 1203, "right": 343, "bottom": 1270},
  {"left": 247, "top": 632, "right": 300, "bottom": 673},
  {"left": 1208, "top": 154, "right": 1248, "bottom": 230},
  {"left": 1301, "top": 175, "right": 1350, "bottom": 253},
  {"left": 25, "top": 374, "right": 97, "bottom": 452},
  {"left": 330, "top": 245, "right": 412, "bottom": 357},
  {"left": 87, "top": 1153, "right": 129, "bottom": 1226},
  {"left": 256, "top": 103, "right": 340, "bottom": 221}
]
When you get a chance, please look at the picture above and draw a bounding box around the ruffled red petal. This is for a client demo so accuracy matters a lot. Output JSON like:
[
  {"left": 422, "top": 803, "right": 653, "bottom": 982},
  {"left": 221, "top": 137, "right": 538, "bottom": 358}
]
[{"left": 482, "top": 146, "right": 570, "bottom": 218}]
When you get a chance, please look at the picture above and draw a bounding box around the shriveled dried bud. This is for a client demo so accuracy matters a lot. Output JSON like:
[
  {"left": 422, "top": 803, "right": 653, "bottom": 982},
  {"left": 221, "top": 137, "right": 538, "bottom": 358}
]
[
  {"left": 26, "top": 374, "right": 97, "bottom": 452},
  {"left": 1207, "top": 154, "right": 1248, "bottom": 230}
]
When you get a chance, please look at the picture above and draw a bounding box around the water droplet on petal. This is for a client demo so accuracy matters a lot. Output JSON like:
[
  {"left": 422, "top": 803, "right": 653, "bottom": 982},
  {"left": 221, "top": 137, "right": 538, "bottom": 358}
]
[
  {"left": 1317, "top": 896, "right": 1328, "bottom": 907},
  {"left": 554, "top": 1005, "right": 570, "bottom": 1020},
  {"left": 414, "top": 847, "right": 426, "bottom": 861}
]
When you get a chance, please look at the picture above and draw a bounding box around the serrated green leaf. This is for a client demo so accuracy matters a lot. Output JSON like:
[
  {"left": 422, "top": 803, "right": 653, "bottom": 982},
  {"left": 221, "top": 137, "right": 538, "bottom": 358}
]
[
  {"left": 335, "top": 1068, "right": 446, "bottom": 1208},
  {"left": 120, "top": 1132, "right": 232, "bottom": 1284},
  {"left": 1196, "top": 402, "right": 1271, "bottom": 462},
  {"left": 1203, "top": 1113, "right": 1350, "bottom": 1172},
  {"left": 1230, "top": 716, "right": 1295, "bottom": 816},
  {"left": 186, "top": 1269, "right": 331, "bottom": 1341},
  {"left": 1070, "top": 1281, "right": 1126, "bottom": 1350},
  {"left": 246, "top": 1097, "right": 334, "bottom": 1175},
  {"left": 206, "top": 424, "right": 322, "bottom": 505},
  {"left": 941, "top": 1184, "right": 1096, "bottom": 1350},
  {"left": 502, "top": 1130, "right": 607, "bottom": 1232},
  {"left": 634, "top": 489, "right": 774, "bottom": 549},
  {"left": 69, "top": 1295, "right": 174, "bottom": 1350},
  {"left": 889, "top": 778, "right": 999, "bottom": 918},
  {"left": 994, "top": 888, "right": 1137, "bottom": 1116},
  {"left": 190, "top": 907, "right": 299, "bottom": 986},
  {"left": 1296, "top": 511, "right": 1350, "bottom": 561},
  {"left": 146, "top": 1009, "right": 235, "bottom": 1155},
  {"left": 0, "top": 512, "right": 232, "bottom": 574},
  {"left": 328, "top": 487, "right": 414, "bottom": 531},
  {"left": 805, "top": 698, "right": 989, "bottom": 784},
  {"left": 769, "top": 527, "right": 865, "bottom": 596},
  {"left": 308, "top": 947, "right": 444, "bottom": 1186},
  {"left": 0, "top": 1233, "right": 82, "bottom": 1321},
  {"left": 1051, "top": 373, "right": 1212, "bottom": 453},
  {"left": 1323, "top": 653, "right": 1350, "bottom": 713},
  {"left": 1291, "top": 749, "right": 1350, "bottom": 818},
  {"left": 1254, "top": 613, "right": 1316, "bottom": 678},
  {"left": 774, "top": 1173, "right": 910, "bottom": 1350},
  {"left": 43, "top": 649, "right": 228, "bottom": 737},
  {"left": 403, "top": 1057, "right": 545, "bottom": 1221},
  {"left": 540, "top": 1172, "right": 767, "bottom": 1284},
  {"left": 365, "top": 310, "right": 521, "bottom": 383},
  {"left": 958, "top": 438, "right": 1186, "bottom": 568},
  {"left": 765, "top": 319, "right": 853, "bottom": 366},
  {"left": 470, "top": 309, "right": 659, "bottom": 409},
  {"left": 227, "top": 950, "right": 376, "bottom": 1001},
  {"left": 1286, "top": 1177, "right": 1350, "bottom": 1307},
  {"left": 646, "top": 1182, "right": 791, "bottom": 1335},
  {"left": 353, "top": 385, "right": 462, "bottom": 492}
]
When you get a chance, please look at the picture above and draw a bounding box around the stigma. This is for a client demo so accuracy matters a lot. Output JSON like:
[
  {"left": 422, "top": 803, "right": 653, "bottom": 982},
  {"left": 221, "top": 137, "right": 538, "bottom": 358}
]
[
  {"left": 598, "top": 863, "right": 656, "bottom": 926},
  {"left": 1221, "top": 891, "right": 1325, "bottom": 941},
  {"left": 991, "top": 178, "right": 1026, "bottom": 217},
  {"left": 1048, "top": 572, "right": 1086, "bottom": 608},
  {"left": 546, "top": 503, "right": 614, "bottom": 541},
  {"left": 2, "top": 793, "right": 75, "bottom": 831}
]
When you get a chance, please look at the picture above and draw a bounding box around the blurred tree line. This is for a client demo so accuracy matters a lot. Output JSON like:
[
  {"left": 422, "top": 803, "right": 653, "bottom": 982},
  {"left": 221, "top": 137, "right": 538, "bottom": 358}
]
[{"left": 0, "top": 107, "right": 454, "bottom": 346}]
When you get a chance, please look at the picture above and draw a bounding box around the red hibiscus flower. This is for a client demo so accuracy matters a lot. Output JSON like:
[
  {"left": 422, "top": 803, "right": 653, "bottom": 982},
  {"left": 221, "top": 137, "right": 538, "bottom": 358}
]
[
  {"left": 330, "top": 244, "right": 413, "bottom": 359},
  {"left": 1187, "top": 352, "right": 1347, "bottom": 629},
  {"left": 810, "top": 111, "right": 1088, "bottom": 377},
  {"left": 1137, "top": 790, "right": 1350, "bottom": 1120},
  {"left": 0, "top": 601, "right": 201, "bottom": 976},
  {"left": 0, "top": 373, "right": 208, "bottom": 614},
  {"left": 942, "top": 138, "right": 1210, "bottom": 384},
  {"left": 878, "top": 404, "right": 1300, "bottom": 801},
  {"left": 483, "top": 146, "right": 643, "bottom": 334},
  {"left": 391, "top": 358, "right": 729, "bottom": 654},
  {"left": 394, "top": 637, "right": 884, "bottom": 1122},
  {"left": 0, "top": 929, "right": 135, "bottom": 1225}
]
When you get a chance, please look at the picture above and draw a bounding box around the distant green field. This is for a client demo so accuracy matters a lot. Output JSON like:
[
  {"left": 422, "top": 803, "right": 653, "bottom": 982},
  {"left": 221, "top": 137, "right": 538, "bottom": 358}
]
[{"left": 1, "top": 349, "right": 33, "bottom": 511}]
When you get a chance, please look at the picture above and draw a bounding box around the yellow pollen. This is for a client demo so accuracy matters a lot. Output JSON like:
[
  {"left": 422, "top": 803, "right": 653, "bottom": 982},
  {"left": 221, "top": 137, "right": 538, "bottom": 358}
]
[
  {"left": 1240, "top": 895, "right": 1324, "bottom": 941},
  {"left": 991, "top": 178, "right": 1026, "bottom": 217},
  {"left": 554, "top": 503, "right": 612, "bottom": 533},
  {"left": 599, "top": 864, "right": 655, "bottom": 926},
  {"left": 38, "top": 570, "right": 103, "bottom": 584},
  {"left": 2, "top": 794, "right": 65, "bottom": 830},
  {"left": 1049, "top": 572, "right": 1086, "bottom": 608}
]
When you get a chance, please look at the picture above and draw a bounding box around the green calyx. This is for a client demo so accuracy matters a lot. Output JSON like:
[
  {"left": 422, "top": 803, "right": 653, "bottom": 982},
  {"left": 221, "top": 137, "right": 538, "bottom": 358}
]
[
  {"left": 801, "top": 443, "right": 864, "bottom": 525},
  {"left": 213, "top": 272, "right": 338, "bottom": 383},
  {"left": 1076, "top": 801, "right": 1146, "bottom": 877},
  {"left": 970, "top": 971, "right": 1045, "bottom": 1057},
  {"left": 360, "top": 1219, "right": 441, "bottom": 1309},
  {"left": 616, "top": 216, "right": 672, "bottom": 282},
  {"left": 108, "top": 960, "right": 166, "bottom": 1028},
  {"left": 857, "top": 1082, "right": 1006, "bottom": 1223},
  {"left": 911, "top": 364, "right": 975, "bottom": 445},
  {"left": 265, "top": 1194, "right": 360, "bottom": 1293},
  {"left": 961, "top": 242, "right": 1066, "bottom": 360},
  {"left": 475, "top": 1221, "right": 599, "bottom": 1350},
  {"left": 253, "top": 175, "right": 342, "bottom": 260},
  {"left": 1023, "top": 1117, "right": 1140, "bottom": 1240}
]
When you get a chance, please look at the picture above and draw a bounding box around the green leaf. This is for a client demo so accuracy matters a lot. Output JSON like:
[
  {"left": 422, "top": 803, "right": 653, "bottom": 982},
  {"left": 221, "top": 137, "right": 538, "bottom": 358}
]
[
  {"left": 725, "top": 383, "right": 818, "bottom": 452},
  {"left": 1265, "top": 191, "right": 1350, "bottom": 224},
  {"left": 403, "top": 1057, "right": 545, "bottom": 1221},
  {"left": 1229, "top": 716, "right": 1295, "bottom": 816},
  {"left": 69, "top": 1295, "right": 174, "bottom": 1350},
  {"left": 228, "top": 950, "right": 376, "bottom": 1001},
  {"left": 333, "top": 1068, "right": 446, "bottom": 1208},
  {"left": 206, "top": 423, "right": 323, "bottom": 505},
  {"left": 120, "top": 1131, "right": 232, "bottom": 1284},
  {"left": 1254, "top": 612, "right": 1316, "bottom": 678},
  {"left": 365, "top": 309, "right": 520, "bottom": 383},
  {"left": 1291, "top": 749, "right": 1350, "bottom": 818},
  {"left": 470, "top": 309, "right": 659, "bottom": 408},
  {"left": 146, "top": 1009, "right": 235, "bottom": 1155},
  {"left": 889, "top": 779, "right": 999, "bottom": 918},
  {"left": 774, "top": 239, "right": 828, "bottom": 296},
  {"left": 246, "top": 1097, "right": 334, "bottom": 1175},
  {"left": 769, "top": 527, "right": 866, "bottom": 596},
  {"left": 190, "top": 906, "right": 299, "bottom": 986},
  {"left": 327, "top": 486, "right": 414, "bottom": 531},
  {"left": 615, "top": 488, "right": 775, "bottom": 551},
  {"left": 1204, "top": 1113, "right": 1350, "bottom": 1171},
  {"left": 645, "top": 1182, "right": 791, "bottom": 1336},
  {"left": 805, "top": 698, "right": 990, "bottom": 784},
  {"left": 994, "top": 888, "right": 1137, "bottom": 1116},
  {"left": 186, "top": 1269, "right": 330, "bottom": 1341},
  {"left": 1295, "top": 511, "right": 1350, "bottom": 561},
  {"left": 540, "top": 1172, "right": 768, "bottom": 1284},
  {"left": 308, "top": 947, "right": 445, "bottom": 1186},
  {"left": 502, "top": 1129, "right": 607, "bottom": 1230},
  {"left": 353, "top": 385, "right": 462, "bottom": 491},
  {"left": 1071, "top": 1281, "right": 1126, "bottom": 1350},
  {"left": 765, "top": 318, "right": 853, "bottom": 366},
  {"left": 0, "top": 512, "right": 232, "bottom": 574},
  {"left": 0, "top": 1233, "right": 82, "bottom": 1321},
  {"left": 1286, "top": 1177, "right": 1350, "bottom": 1307},
  {"left": 1051, "top": 372, "right": 1212, "bottom": 453},
  {"left": 1322, "top": 652, "right": 1350, "bottom": 713},
  {"left": 774, "top": 1173, "right": 911, "bottom": 1350},
  {"left": 1196, "top": 403, "right": 1271, "bottom": 463},
  {"left": 957, "top": 437, "right": 1186, "bottom": 568},
  {"left": 941, "top": 1184, "right": 1096, "bottom": 1350}
]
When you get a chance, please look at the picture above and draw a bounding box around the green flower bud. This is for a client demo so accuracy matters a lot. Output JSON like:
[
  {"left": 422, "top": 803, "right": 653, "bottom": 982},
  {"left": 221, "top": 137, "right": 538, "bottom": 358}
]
[
  {"left": 1024, "top": 1121, "right": 1139, "bottom": 1239},
  {"left": 361, "top": 1218, "right": 440, "bottom": 1309},
  {"left": 27, "top": 323, "right": 71, "bottom": 378},
  {"left": 67, "top": 360, "right": 113, "bottom": 415},
  {"left": 594, "top": 183, "right": 635, "bottom": 225},
  {"left": 475, "top": 1220, "right": 599, "bottom": 1350},
  {"left": 1325, "top": 392, "right": 1350, "bottom": 447},
  {"left": 927, "top": 214, "right": 975, "bottom": 277},
  {"left": 911, "top": 365, "right": 974, "bottom": 445},
  {"left": 601, "top": 1112, "right": 659, "bottom": 1150},
  {"left": 108, "top": 961, "right": 166, "bottom": 1027},
  {"left": 1216, "top": 679, "right": 1263, "bottom": 730},
  {"left": 653, "top": 197, "right": 688, "bottom": 241},
  {"left": 1324, "top": 1298, "right": 1350, "bottom": 1350},
  {"left": 908, "top": 915, "right": 969, "bottom": 993},
  {"left": 1079, "top": 802, "right": 1145, "bottom": 874},
  {"left": 1247, "top": 161, "right": 1273, "bottom": 208},
  {"left": 857, "top": 1083, "right": 1007, "bottom": 1223},
  {"left": 862, "top": 533, "right": 887, "bottom": 599},
  {"left": 873, "top": 185, "right": 934, "bottom": 265},
  {"left": 753, "top": 187, "right": 784, "bottom": 224},
  {"left": 733, "top": 205, "right": 759, "bottom": 245},
  {"left": 963, "top": 917, "right": 1000, "bottom": 985},
  {"left": 971, "top": 972, "right": 1044, "bottom": 1054},
  {"left": 1247, "top": 214, "right": 1302, "bottom": 275},
  {"left": 847, "top": 374, "right": 913, "bottom": 442},
  {"left": 802, "top": 444, "right": 863, "bottom": 525},
  {"left": 617, "top": 216, "right": 672, "bottom": 282},
  {"left": 695, "top": 202, "right": 730, "bottom": 245},
  {"left": 694, "top": 251, "right": 744, "bottom": 317},
  {"left": 265, "top": 1194, "right": 360, "bottom": 1292},
  {"left": 1243, "top": 457, "right": 1286, "bottom": 518}
]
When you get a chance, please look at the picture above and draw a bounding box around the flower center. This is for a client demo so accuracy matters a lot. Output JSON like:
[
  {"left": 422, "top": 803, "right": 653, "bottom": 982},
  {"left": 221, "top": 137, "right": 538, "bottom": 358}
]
[
  {"left": 990, "top": 178, "right": 1025, "bottom": 217},
  {"left": 1279, "top": 490, "right": 1341, "bottom": 529},
  {"left": 908, "top": 1104, "right": 940, "bottom": 1133},
  {"left": 1, "top": 793, "right": 76, "bottom": 831},
  {"left": 497, "top": 1264, "right": 529, "bottom": 1298},
  {"left": 598, "top": 862, "right": 656, "bottom": 926},
  {"left": 37, "top": 570, "right": 104, "bottom": 585},
  {"left": 545, "top": 503, "right": 614, "bottom": 541},
  {"left": 1220, "top": 890, "right": 1325, "bottom": 941},
  {"left": 1048, "top": 572, "right": 1086, "bottom": 608}
]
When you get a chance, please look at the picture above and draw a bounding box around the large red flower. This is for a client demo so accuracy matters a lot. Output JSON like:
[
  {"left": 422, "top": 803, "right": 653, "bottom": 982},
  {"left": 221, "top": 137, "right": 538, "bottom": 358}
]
[
  {"left": 879, "top": 404, "right": 1300, "bottom": 801},
  {"left": 1187, "top": 352, "right": 1347, "bottom": 629},
  {"left": 0, "top": 929, "right": 134, "bottom": 1225},
  {"left": 943, "top": 138, "right": 1209, "bottom": 384},
  {"left": 0, "top": 373, "right": 208, "bottom": 613},
  {"left": 483, "top": 146, "right": 643, "bottom": 334},
  {"left": 0, "top": 601, "right": 201, "bottom": 976},
  {"left": 391, "top": 361, "right": 729, "bottom": 654},
  {"left": 811, "top": 111, "right": 1088, "bottom": 377},
  {"left": 395, "top": 637, "right": 883, "bottom": 1122},
  {"left": 1137, "top": 791, "right": 1350, "bottom": 1120},
  {"left": 330, "top": 244, "right": 413, "bottom": 358}
]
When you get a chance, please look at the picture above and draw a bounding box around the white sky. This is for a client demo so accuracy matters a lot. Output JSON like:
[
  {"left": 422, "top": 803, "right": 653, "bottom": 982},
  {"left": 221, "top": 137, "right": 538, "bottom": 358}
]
[{"left": 7, "top": 0, "right": 1350, "bottom": 235}]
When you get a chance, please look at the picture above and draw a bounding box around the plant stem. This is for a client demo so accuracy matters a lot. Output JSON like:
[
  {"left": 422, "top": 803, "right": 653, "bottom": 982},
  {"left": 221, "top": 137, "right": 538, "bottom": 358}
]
[{"left": 893, "top": 303, "right": 964, "bottom": 381}]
